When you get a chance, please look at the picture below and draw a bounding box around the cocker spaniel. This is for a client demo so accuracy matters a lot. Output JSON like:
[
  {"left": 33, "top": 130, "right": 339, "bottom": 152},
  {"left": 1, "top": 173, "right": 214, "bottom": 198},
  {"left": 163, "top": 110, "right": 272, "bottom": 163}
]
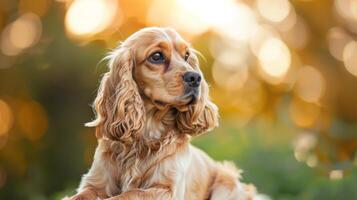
[{"left": 66, "top": 27, "right": 263, "bottom": 200}]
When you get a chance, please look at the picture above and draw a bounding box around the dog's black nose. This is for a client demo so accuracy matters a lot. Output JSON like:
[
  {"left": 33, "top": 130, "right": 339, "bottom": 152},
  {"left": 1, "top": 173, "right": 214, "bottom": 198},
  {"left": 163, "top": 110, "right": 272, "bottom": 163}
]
[{"left": 183, "top": 72, "right": 201, "bottom": 88}]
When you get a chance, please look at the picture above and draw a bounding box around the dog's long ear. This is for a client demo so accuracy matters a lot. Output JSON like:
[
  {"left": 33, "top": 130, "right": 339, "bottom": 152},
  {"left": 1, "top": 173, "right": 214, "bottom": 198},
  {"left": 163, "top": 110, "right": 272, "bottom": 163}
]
[
  {"left": 176, "top": 71, "right": 219, "bottom": 136},
  {"left": 86, "top": 46, "right": 145, "bottom": 142}
]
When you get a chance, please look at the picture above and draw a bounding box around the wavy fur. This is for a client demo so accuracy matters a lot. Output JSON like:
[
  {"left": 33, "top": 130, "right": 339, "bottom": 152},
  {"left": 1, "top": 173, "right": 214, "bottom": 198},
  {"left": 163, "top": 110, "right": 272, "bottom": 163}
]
[{"left": 65, "top": 27, "right": 265, "bottom": 200}]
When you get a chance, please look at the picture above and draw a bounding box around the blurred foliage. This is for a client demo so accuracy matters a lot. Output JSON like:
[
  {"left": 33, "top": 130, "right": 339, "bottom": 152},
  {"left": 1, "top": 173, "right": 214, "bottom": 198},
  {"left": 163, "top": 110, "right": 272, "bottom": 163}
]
[{"left": 0, "top": 0, "right": 357, "bottom": 199}]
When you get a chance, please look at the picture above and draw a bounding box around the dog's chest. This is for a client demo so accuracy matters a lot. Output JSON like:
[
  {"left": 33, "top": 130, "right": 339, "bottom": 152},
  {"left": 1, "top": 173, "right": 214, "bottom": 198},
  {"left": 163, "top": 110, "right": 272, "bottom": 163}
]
[{"left": 110, "top": 144, "right": 192, "bottom": 199}]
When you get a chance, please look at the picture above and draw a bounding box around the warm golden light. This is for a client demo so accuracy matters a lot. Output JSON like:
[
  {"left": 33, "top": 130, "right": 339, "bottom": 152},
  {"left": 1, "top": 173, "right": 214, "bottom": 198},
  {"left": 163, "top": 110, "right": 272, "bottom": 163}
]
[
  {"left": 249, "top": 25, "right": 279, "bottom": 56},
  {"left": 335, "top": 0, "right": 357, "bottom": 21},
  {"left": 18, "top": 101, "right": 48, "bottom": 141},
  {"left": 1, "top": 25, "right": 22, "bottom": 56},
  {"left": 256, "top": 0, "right": 291, "bottom": 23},
  {"left": 294, "top": 66, "right": 325, "bottom": 103},
  {"left": 329, "top": 169, "right": 344, "bottom": 180},
  {"left": 327, "top": 27, "right": 352, "bottom": 61},
  {"left": 147, "top": 0, "right": 210, "bottom": 36},
  {"left": 18, "top": 0, "right": 50, "bottom": 17},
  {"left": 216, "top": 50, "right": 249, "bottom": 71},
  {"left": 290, "top": 98, "right": 320, "bottom": 127},
  {"left": 276, "top": 5, "right": 297, "bottom": 32},
  {"left": 0, "top": 100, "right": 13, "bottom": 136},
  {"left": 65, "top": 0, "right": 118, "bottom": 37},
  {"left": 1, "top": 13, "right": 41, "bottom": 56},
  {"left": 258, "top": 37, "right": 291, "bottom": 79},
  {"left": 282, "top": 16, "right": 310, "bottom": 50},
  {"left": 293, "top": 133, "right": 317, "bottom": 162},
  {"left": 212, "top": 60, "right": 249, "bottom": 91},
  {"left": 213, "top": 2, "right": 257, "bottom": 41},
  {"left": 343, "top": 40, "right": 357, "bottom": 77},
  {"left": 9, "top": 13, "right": 41, "bottom": 49},
  {"left": 148, "top": 0, "right": 256, "bottom": 40},
  {"left": 306, "top": 155, "right": 318, "bottom": 167}
]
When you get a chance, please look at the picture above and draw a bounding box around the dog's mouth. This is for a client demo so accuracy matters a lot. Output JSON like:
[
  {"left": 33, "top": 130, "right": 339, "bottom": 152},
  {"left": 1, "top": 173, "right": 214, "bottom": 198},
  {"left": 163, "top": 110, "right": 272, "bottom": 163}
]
[
  {"left": 152, "top": 92, "right": 199, "bottom": 111},
  {"left": 187, "top": 94, "right": 198, "bottom": 105},
  {"left": 151, "top": 87, "right": 200, "bottom": 110},
  {"left": 184, "top": 87, "right": 199, "bottom": 104}
]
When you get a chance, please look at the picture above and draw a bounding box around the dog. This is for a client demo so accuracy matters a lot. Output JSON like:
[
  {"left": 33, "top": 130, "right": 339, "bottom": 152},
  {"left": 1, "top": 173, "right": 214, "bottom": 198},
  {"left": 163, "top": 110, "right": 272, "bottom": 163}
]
[{"left": 65, "top": 27, "right": 262, "bottom": 200}]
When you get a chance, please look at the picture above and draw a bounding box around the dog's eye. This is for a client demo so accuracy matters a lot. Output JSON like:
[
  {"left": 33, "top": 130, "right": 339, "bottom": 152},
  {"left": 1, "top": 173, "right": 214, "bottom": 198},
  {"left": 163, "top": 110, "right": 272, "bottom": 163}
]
[
  {"left": 184, "top": 51, "right": 190, "bottom": 61},
  {"left": 148, "top": 52, "right": 165, "bottom": 64}
]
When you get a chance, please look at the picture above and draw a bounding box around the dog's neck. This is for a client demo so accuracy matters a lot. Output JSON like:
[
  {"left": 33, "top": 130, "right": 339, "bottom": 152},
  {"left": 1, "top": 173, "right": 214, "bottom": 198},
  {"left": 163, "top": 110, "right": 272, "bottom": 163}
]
[{"left": 142, "top": 99, "right": 178, "bottom": 140}]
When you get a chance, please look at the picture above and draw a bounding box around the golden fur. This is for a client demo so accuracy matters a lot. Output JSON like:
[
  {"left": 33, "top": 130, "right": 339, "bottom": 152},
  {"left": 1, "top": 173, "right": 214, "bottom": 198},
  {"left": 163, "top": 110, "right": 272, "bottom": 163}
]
[{"left": 65, "top": 27, "right": 264, "bottom": 200}]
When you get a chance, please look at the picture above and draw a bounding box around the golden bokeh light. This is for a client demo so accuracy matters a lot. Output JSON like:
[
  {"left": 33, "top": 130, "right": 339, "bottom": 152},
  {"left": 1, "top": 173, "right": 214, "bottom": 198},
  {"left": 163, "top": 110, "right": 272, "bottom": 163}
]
[
  {"left": 342, "top": 40, "right": 357, "bottom": 77},
  {"left": 294, "top": 66, "right": 325, "bottom": 103},
  {"left": 212, "top": 61, "right": 249, "bottom": 91},
  {"left": 0, "top": 100, "right": 13, "bottom": 136},
  {"left": 329, "top": 169, "right": 344, "bottom": 180},
  {"left": 1, "top": 26, "right": 22, "bottom": 56},
  {"left": 176, "top": 0, "right": 222, "bottom": 27},
  {"left": 256, "top": 0, "right": 291, "bottom": 23},
  {"left": 212, "top": 2, "right": 257, "bottom": 41},
  {"left": 216, "top": 49, "right": 249, "bottom": 71},
  {"left": 334, "top": 0, "right": 357, "bottom": 21},
  {"left": 148, "top": 0, "right": 257, "bottom": 40},
  {"left": 147, "top": 0, "right": 210, "bottom": 36},
  {"left": 275, "top": 5, "right": 297, "bottom": 32},
  {"left": 306, "top": 155, "right": 318, "bottom": 167},
  {"left": 293, "top": 133, "right": 317, "bottom": 162},
  {"left": 209, "top": 35, "right": 251, "bottom": 71},
  {"left": 258, "top": 37, "right": 291, "bottom": 79},
  {"left": 249, "top": 24, "right": 279, "bottom": 57},
  {"left": 1, "top": 13, "right": 42, "bottom": 56},
  {"left": 212, "top": 76, "right": 266, "bottom": 126},
  {"left": 65, "top": 0, "right": 118, "bottom": 37},
  {"left": 327, "top": 27, "right": 353, "bottom": 61},
  {"left": 282, "top": 16, "right": 309, "bottom": 50},
  {"left": 18, "top": 101, "right": 48, "bottom": 141},
  {"left": 289, "top": 98, "right": 321, "bottom": 127},
  {"left": 10, "top": 13, "right": 42, "bottom": 49}
]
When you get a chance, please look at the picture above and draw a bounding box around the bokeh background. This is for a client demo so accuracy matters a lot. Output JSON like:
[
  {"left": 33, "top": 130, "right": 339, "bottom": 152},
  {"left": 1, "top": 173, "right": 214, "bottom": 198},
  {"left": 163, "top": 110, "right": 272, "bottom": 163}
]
[{"left": 1, "top": 0, "right": 357, "bottom": 199}]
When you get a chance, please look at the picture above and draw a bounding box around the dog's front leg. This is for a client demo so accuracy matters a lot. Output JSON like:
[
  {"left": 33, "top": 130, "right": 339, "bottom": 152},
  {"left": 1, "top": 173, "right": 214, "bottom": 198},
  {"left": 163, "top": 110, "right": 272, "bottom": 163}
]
[{"left": 105, "top": 187, "right": 172, "bottom": 200}]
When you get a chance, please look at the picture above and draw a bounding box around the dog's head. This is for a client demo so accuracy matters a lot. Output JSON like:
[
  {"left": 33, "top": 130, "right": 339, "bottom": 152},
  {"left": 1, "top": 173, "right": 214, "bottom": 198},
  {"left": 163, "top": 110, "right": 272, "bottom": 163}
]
[{"left": 87, "top": 27, "right": 218, "bottom": 141}]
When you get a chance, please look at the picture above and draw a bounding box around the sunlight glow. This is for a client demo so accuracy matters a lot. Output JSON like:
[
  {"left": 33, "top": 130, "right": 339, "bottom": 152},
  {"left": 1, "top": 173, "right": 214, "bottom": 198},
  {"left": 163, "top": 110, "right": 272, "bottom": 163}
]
[
  {"left": 257, "top": 0, "right": 291, "bottom": 23},
  {"left": 9, "top": 13, "right": 41, "bottom": 49},
  {"left": 294, "top": 66, "right": 325, "bottom": 103},
  {"left": 1, "top": 13, "right": 41, "bottom": 56},
  {"left": 148, "top": 0, "right": 257, "bottom": 40},
  {"left": 258, "top": 37, "right": 291, "bottom": 78},
  {"left": 18, "top": 101, "right": 48, "bottom": 141},
  {"left": 328, "top": 27, "right": 352, "bottom": 61},
  {"left": 329, "top": 170, "right": 344, "bottom": 180},
  {"left": 147, "top": 0, "right": 210, "bottom": 36},
  {"left": 65, "top": 0, "right": 118, "bottom": 37},
  {"left": 306, "top": 155, "right": 318, "bottom": 167},
  {"left": 212, "top": 61, "right": 249, "bottom": 91},
  {"left": 290, "top": 98, "right": 320, "bottom": 127},
  {"left": 343, "top": 41, "right": 357, "bottom": 77},
  {"left": 293, "top": 133, "right": 317, "bottom": 162},
  {"left": 335, "top": 0, "right": 357, "bottom": 21},
  {"left": 212, "top": 2, "right": 257, "bottom": 41},
  {"left": 282, "top": 16, "right": 310, "bottom": 50}
]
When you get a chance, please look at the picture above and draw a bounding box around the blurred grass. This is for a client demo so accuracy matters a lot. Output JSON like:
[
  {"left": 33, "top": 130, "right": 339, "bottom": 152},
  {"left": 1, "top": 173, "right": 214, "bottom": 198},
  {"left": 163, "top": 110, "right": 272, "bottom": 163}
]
[{"left": 192, "top": 120, "right": 357, "bottom": 200}]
